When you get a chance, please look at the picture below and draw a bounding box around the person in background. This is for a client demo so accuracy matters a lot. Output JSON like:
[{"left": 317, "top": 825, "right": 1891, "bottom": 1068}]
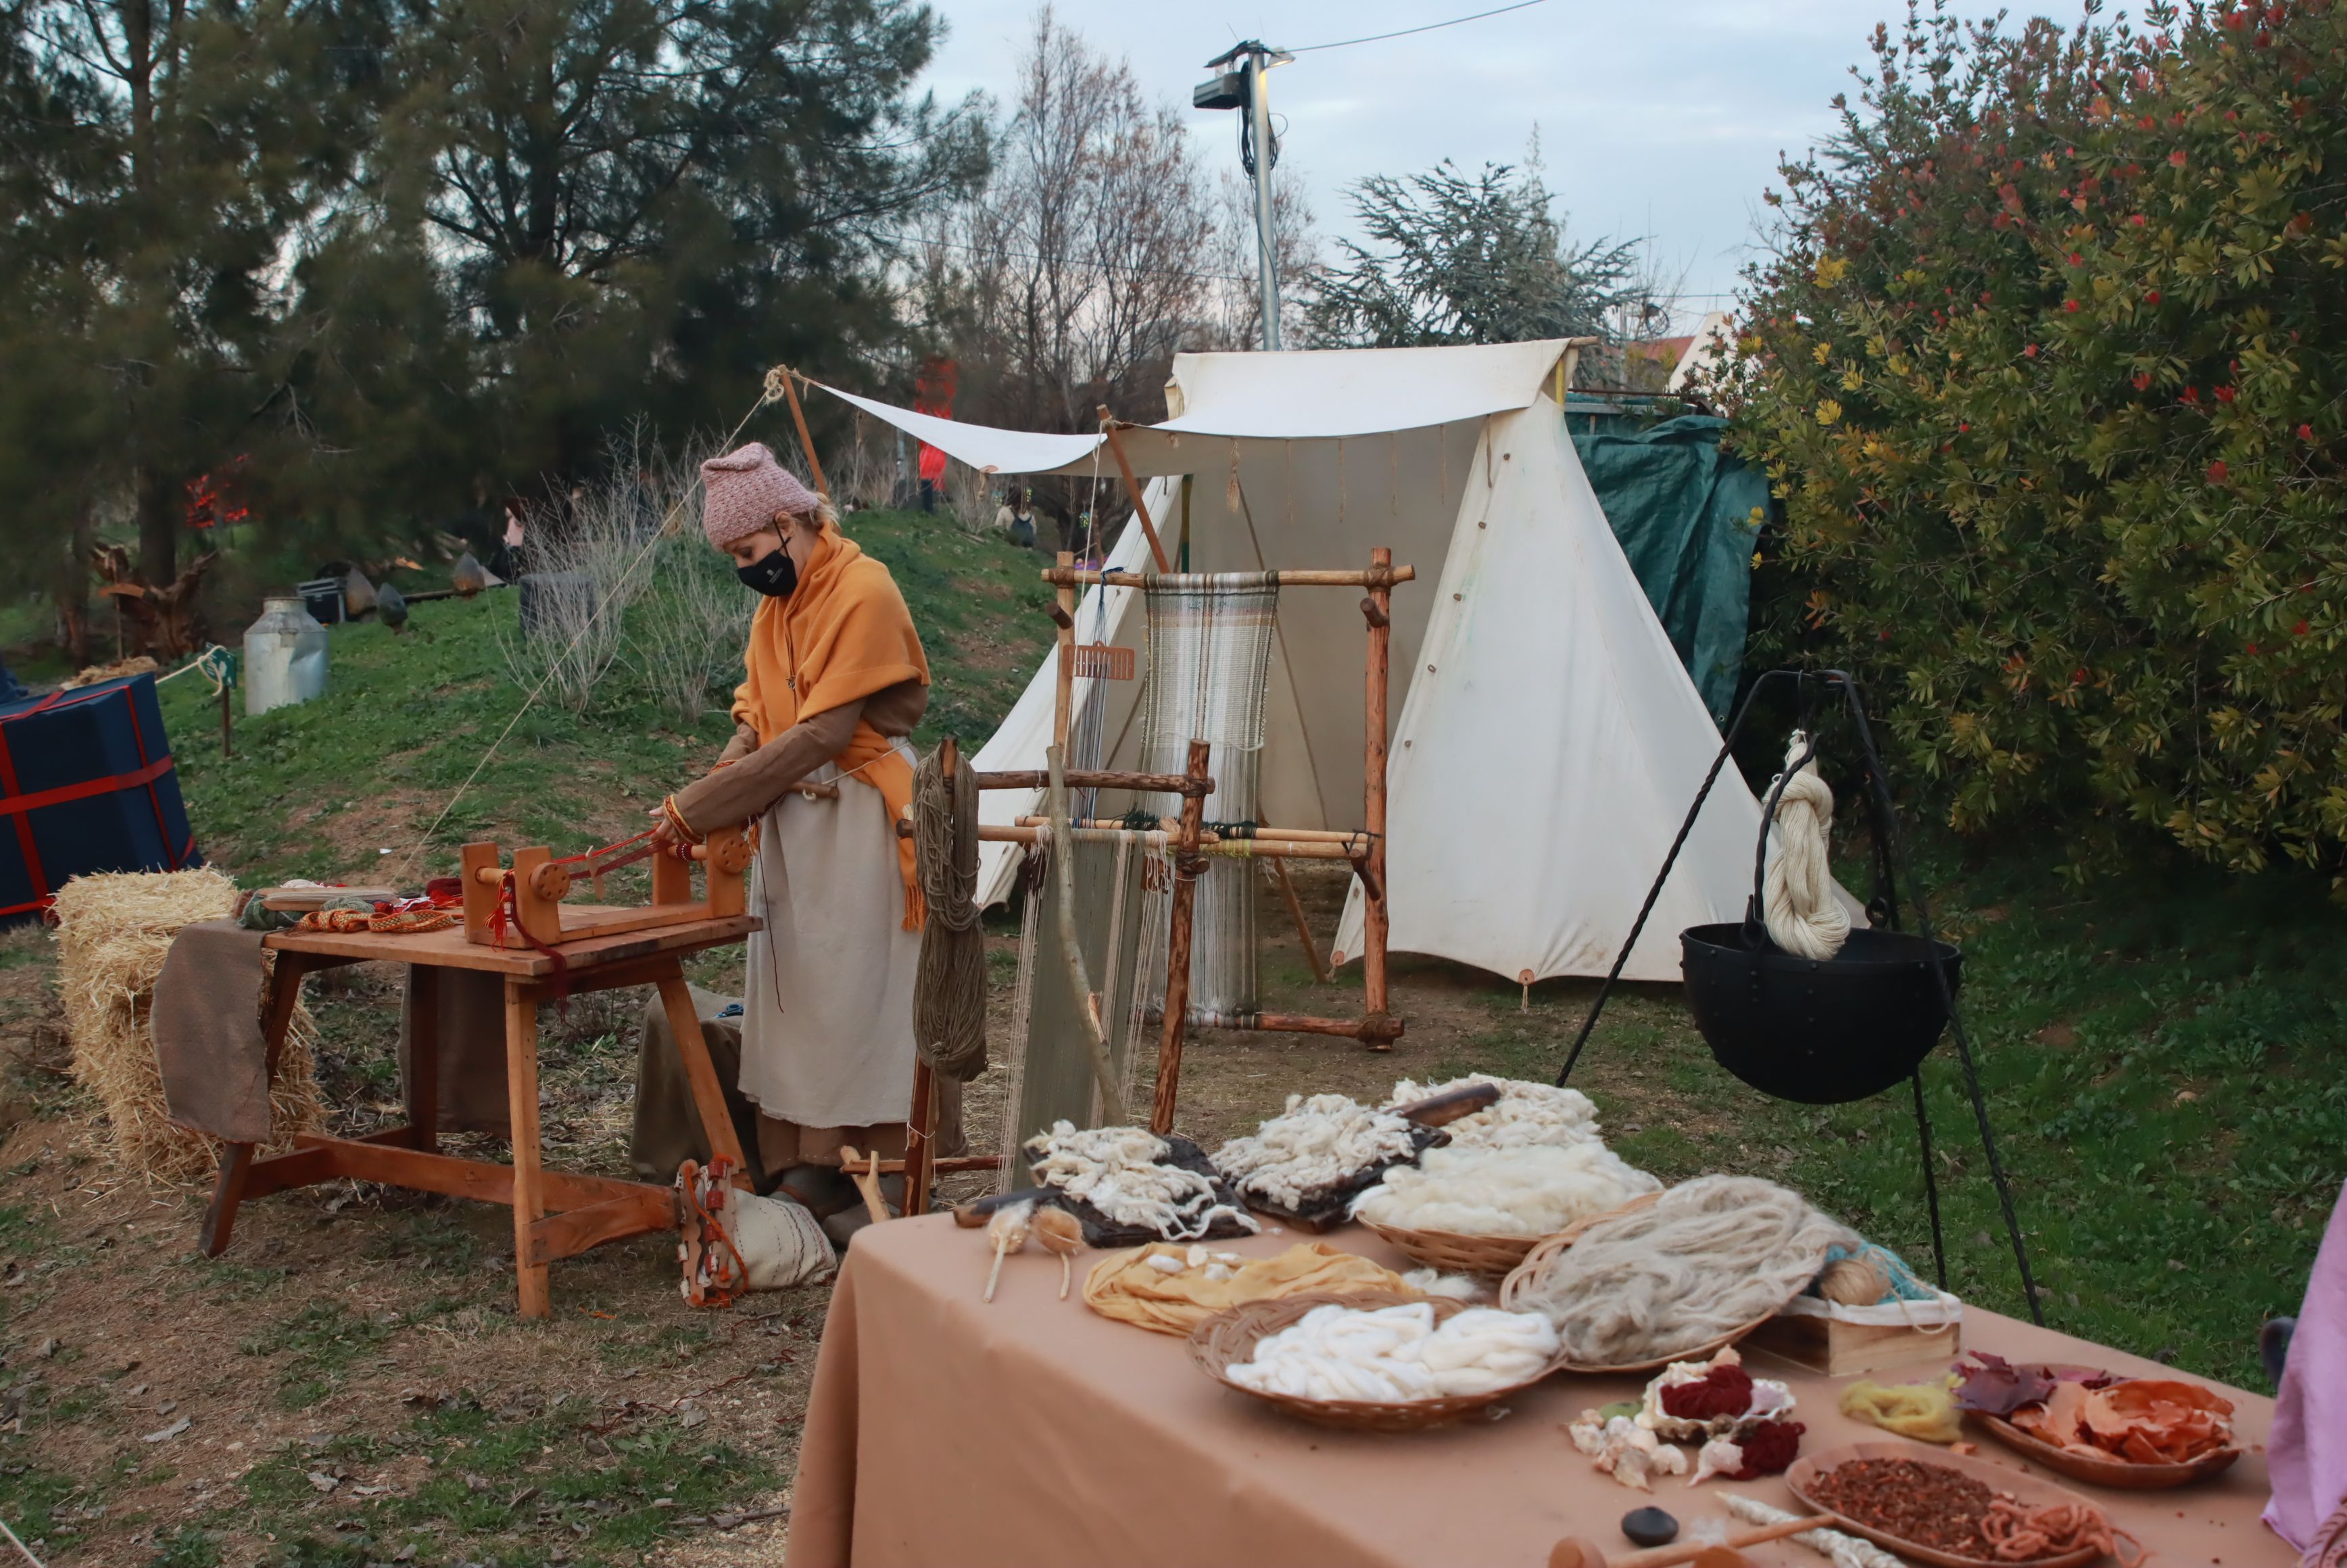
[
  {"left": 646, "top": 443, "right": 959, "bottom": 1244},
  {"left": 992, "top": 487, "right": 1036, "bottom": 549}
]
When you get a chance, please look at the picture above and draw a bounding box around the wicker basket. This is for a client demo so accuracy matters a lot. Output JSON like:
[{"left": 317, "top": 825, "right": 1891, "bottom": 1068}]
[
  {"left": 1189, "top": 1290, "right": 1565, "bottom": 1432},
  {"left": 1357, "top": 1220, "right": 1544, "bottom": 1277},
  {"left": 1359, "top": 1188, "right": 1666, "bottom": 1279},
  {"left": 1498, "top": 1194, "right": 1776, "bottom": 1375}
]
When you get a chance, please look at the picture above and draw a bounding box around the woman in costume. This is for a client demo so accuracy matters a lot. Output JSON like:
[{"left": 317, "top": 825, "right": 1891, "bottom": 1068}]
[{"left": 650, "top": 443, "right": 951, "bottom": 1243}]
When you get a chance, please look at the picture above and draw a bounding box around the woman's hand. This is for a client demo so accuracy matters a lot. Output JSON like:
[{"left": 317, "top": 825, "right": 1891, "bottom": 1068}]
[{"left": 648, "top": 803, "right": 679, "bottom": 850}]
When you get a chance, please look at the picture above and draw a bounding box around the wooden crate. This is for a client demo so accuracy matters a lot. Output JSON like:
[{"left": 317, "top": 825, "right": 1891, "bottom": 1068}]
[{"left": 1744, "top": 1304, "right": 1962, "bottom": 1378}]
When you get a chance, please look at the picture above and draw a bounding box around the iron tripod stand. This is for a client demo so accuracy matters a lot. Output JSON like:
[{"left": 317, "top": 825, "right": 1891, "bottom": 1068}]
[{"left": 1555, "top": 667, "right": 2044, "bottom": 1326}]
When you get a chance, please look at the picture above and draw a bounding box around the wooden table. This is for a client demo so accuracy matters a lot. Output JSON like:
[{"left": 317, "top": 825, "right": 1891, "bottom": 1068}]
[
  {"left": 199, "top": 910, "right": 756, "bottom": 1319},
  {"left": 785, "top": 1217, "right": 2290, "bottom": 1568}
]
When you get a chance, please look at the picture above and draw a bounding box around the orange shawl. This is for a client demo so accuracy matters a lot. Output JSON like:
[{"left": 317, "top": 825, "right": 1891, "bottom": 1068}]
[{"left": 730, "top": 524, "right": 931, "bottom": 927}]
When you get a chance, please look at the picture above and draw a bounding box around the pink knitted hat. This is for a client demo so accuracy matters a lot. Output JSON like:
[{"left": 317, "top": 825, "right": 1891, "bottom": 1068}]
[{"left": 699, "top": 443, "right": 819, "bottom": 547}]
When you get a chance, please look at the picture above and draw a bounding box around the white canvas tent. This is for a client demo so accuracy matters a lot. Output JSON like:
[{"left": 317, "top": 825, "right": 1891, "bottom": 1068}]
[{"left": 810, "top": 339, "right": 1781, "bottom": 983}]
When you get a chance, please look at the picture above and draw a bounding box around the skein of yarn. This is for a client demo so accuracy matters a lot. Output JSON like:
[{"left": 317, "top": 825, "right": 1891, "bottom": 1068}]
[
  {"left": 1516, "top": 1175, "right": 1861, "bottom": 1367},
  {"left": 1764, "top": 731, "right": 1851, "bottom": 960},
  {"left": 913, "top": 745, "right": 987, "bottom": 1081}
]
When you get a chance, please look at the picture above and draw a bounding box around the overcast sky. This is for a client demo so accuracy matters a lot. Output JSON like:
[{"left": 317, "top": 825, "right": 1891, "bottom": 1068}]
[{"left": 917, "top": 0, "right": 2048, "bottom": 321}]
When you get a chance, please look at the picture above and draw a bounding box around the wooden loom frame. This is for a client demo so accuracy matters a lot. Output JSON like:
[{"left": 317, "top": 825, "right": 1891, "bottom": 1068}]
[
  {"left": 896, "top": 540, "right": 1415, "bottom": 1203},
  {"left": 1023, "top": 547, "right": 1414, "bottom": 1057}
]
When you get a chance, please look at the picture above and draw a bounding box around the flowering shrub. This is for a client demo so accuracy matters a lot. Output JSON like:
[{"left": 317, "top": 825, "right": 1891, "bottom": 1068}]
[{"left": 1710, "top": 1, "right": 2347, "bottom": 878}]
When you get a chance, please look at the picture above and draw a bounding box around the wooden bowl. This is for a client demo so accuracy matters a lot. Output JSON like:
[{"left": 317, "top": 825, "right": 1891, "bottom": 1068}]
[
  {"left": 1188, "top": 1290, "right": 1565, "bottom": 1433},
  {"left": 1971, "top": 1407, "right": 2242, "bottom": 1490},
  {"left": 1787, "top": 1440, "right": 2112, "bottom": 1567}
]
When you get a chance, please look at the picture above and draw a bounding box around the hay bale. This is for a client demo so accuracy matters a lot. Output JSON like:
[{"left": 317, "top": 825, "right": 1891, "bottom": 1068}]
[{"left": 50, "top": 868, "right": 325, "bottom": 1184}]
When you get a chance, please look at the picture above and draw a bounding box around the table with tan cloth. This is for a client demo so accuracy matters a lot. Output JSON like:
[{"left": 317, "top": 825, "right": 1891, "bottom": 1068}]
[{"left": 785, "top": 1217, "right": 2288, "bottom": 1568}]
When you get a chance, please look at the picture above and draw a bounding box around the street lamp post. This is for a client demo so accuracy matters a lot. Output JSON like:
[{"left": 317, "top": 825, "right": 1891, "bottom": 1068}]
[{"left": 1196, "top": 41, "right": 1294, "bottom": 351}]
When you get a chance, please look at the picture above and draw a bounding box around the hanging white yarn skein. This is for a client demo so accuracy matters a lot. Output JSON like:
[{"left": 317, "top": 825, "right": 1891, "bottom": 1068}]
[{"left": 1763, "top": 731, "right": 1851, "bottom": 960}]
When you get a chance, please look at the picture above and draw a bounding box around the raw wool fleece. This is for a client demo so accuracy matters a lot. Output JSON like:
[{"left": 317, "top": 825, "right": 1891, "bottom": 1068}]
[
  {"left": 1518, "top": 1175, "right": 1862, "bottom": 1366},
  {"left": 1227, "top": 1301, "right": 1559, "bottom": 1402},
  {"left": 51, "top": 868, "right": 324, "bottom": 1184},
  {"left": 1211, "top": 1094, "right": 1418, "bottom": 1210},
  {"left": 1350, "top": 1142, "right": 1662, "bottom": 1238},
  {"left": 1024, "top": 1121, "right": 1257, "bottom": 1241},
  {"left": 1385, "top": 1074, "right": 1603, "bottom": 1152}
]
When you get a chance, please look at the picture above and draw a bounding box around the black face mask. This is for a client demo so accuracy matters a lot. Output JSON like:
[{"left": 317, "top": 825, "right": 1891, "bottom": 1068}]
[{"left": 736, "top": 548, "right": 798, "bottom": 597}]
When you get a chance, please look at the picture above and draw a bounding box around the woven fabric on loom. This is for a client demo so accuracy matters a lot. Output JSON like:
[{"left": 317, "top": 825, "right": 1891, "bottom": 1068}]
[
  {"left": 1000, "top": 829, "right": 1171, "bottom": 1187},
  {"left": 1137, "top": 575, "right": 1278, "bottom": 1014}
]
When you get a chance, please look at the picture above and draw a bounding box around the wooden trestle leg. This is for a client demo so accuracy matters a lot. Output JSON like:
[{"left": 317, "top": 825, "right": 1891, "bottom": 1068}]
[
  {"left": 654, "top": 967, "right": 752, "bottom": 1187},
  {"left": 504, "top": 979, "right": 550, "bottom": 1319}
]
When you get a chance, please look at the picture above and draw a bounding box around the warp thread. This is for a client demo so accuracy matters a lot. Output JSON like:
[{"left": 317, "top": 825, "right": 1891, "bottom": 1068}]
[
  {"left": 1764, "top": 731, "right": 1851, "bottom": 960},
  {"left": 912, "top": 745, "right": 987, "bottom": 1081}
]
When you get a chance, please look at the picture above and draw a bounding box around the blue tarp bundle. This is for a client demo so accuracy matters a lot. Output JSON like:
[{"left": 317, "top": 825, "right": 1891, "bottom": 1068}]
[
  {"left": 1570, "top": 412, "right": 1769, "bottom": 722},
  {"left": 0, "top": 672, "right": 201, "bottom": 924}
]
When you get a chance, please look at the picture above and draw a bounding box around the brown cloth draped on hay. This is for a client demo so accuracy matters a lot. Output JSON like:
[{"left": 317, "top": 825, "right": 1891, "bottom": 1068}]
[{"left": 52, "top": 872, "right": 325, "bottom": 1183}]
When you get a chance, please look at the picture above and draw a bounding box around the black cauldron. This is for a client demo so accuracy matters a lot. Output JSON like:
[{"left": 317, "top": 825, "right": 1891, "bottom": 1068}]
[{"left": 1680, "top": 923, "right": 1963, "bottom": 1105}]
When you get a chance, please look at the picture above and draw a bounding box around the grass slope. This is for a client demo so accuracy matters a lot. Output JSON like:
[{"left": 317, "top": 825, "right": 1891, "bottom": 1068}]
[{"left": 153, "top": 510, "right": 1055, "bottom": 886}]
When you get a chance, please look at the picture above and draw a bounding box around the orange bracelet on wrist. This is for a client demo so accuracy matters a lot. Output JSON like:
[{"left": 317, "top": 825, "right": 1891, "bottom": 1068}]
[{"left": 660, "top": 795, "right": 704, "bottom": 846}]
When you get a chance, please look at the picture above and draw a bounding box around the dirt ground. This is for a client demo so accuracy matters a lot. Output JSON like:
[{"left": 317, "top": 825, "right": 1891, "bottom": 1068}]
[{"left": 0, "top": 864, "right": 1710, "bottom": 1567}]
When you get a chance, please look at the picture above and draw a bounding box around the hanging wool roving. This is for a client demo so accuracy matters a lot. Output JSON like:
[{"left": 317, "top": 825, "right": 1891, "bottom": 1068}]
[{"left": 1763, "top": 731, "right": 1851, "bottom": 960}]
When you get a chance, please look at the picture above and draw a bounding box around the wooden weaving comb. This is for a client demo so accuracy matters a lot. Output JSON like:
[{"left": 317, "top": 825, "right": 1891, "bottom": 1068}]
[{"left": 1068, "top": 643, "right": 1134, "bottom": 680}]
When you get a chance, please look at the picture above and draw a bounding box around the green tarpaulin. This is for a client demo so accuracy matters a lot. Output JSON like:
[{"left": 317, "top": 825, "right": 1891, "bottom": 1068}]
[{"left": 1568, "top": 411, "right": 1766, "bottom": 721}]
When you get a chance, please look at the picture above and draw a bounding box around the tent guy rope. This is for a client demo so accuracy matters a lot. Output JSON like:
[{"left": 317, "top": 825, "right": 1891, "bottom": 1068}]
[{"left": 391, "top": 370, "right": 792, "bottom": 882}]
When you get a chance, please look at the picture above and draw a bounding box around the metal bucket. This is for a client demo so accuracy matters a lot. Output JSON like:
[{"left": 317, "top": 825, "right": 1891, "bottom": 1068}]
[{"left": 1679, "top": 923, "right": 1963, "bottom": 1105}]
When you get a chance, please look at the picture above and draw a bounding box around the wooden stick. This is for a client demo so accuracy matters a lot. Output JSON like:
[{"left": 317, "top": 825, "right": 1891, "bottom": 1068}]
[
  {"left": 1052, "top": 552, "right": 1075, "bottom": 762},
  {"left": 1549, "top": 1514, "right": 1836, "bottom": 1568},
  {"left": 1095, "top": 408, "right": 1172, "bottom": 572},
  {"left": 1168, "top": 1006, "right": 1405, "bottom": 1045},
  {"left": 1270, "top": 858, "right": 1330, "bottom": 984},
  {"left": 838, "top": 1145, "right": 890, "bottom": 1227},
  {"left": 1012, "top": 816, "right": 1370, "bottom": 846},
  {"left": 504, "top": 979, "right": 550, "bottom": 1319},
  {"left": 1046, "top": 743, "right": 1126, "bottom": 1124},
  {"left": 976, "top": 768, "right": 1213, "bottom": 798},
  {"left": 1043, "top": 566, "right": 1416, "bottom": 589},
  {"left": 778, "top": 368, "right": 831, "bottom": 500},
  {"left": 1361, "top": 545, "right": 1395, "bottom": 1051},
  {"left": 940, "top": 822, "right": 1366, "bottom": 860},
  {"left": 1150, "top": 739, "right": 1211, "bottom": 1135}
]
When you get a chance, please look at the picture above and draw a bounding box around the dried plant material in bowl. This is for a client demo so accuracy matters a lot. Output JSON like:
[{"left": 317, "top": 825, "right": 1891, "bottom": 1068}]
[
  {"left": 1955, "top": 1352, "right": 2240, "bottom": 1488},
  {"left": 1788, "top": 1442, "right": 2139, "bottom": 1568}
]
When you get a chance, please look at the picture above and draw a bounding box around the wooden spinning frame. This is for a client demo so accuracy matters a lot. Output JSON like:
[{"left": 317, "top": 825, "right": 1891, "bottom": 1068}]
[{"left": 457, "top": 827, "right": 753, "bottom": 950}]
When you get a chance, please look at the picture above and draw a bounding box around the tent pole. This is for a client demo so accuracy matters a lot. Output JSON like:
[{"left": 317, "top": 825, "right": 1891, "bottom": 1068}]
[
  {"left": 1095, "top": 408, "right": 1173, "bottom": 572},
  {"left": 1151, "top": 739, "right": 1212, "bottom": 1133},
  {"left": 1052, "top": 552, "right": 1075, "bottom": 758},
  {"left": 1361, "top": 545, "right": 1395, "bottom": 1049},
  {"left": 777, "top": 368, "right": 831, "bottom": 500}
]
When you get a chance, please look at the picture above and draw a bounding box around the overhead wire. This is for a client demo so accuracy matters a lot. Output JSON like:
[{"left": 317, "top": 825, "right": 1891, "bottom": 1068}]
[
  {"left": 391, "top": 370, "right": 790, "bottom": 881},
  {"left": 1282, "top": 0, "right": 1549, "bottom": 54}
]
